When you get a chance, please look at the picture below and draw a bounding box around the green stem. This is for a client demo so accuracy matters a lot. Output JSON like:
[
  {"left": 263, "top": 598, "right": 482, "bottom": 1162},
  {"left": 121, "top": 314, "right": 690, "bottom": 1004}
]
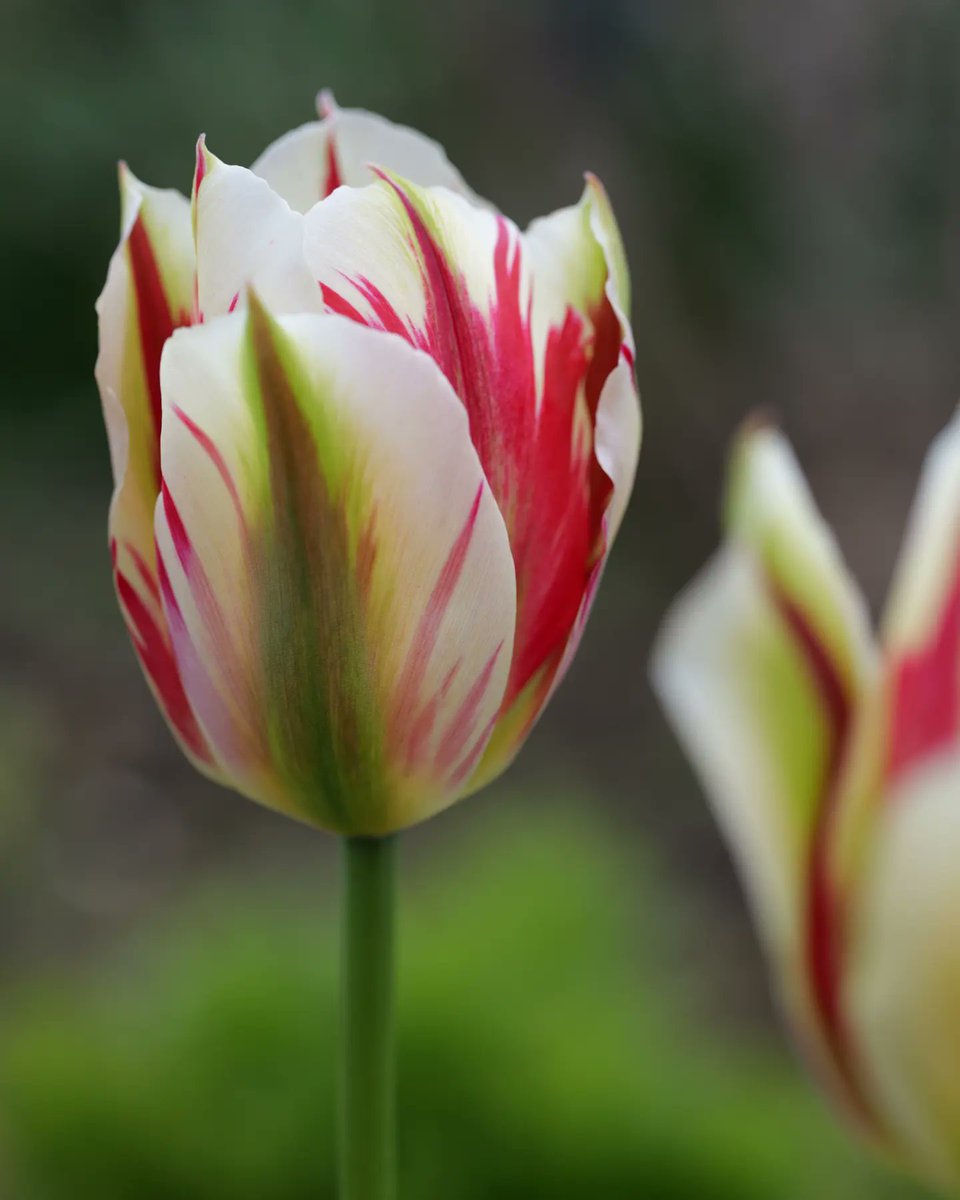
[{"left": 339, "top": 836, "right": 397, "bottom": 1200}]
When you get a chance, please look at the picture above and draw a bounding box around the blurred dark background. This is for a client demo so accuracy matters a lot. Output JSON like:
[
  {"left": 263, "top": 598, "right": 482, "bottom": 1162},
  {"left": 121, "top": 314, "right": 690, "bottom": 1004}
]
[{"left": 1, "top": 0, "right": 957, "bottom": 1195}]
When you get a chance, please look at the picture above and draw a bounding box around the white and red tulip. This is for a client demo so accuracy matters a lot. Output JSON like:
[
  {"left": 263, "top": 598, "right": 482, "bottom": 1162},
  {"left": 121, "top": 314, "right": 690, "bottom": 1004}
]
[
  {"left": 653, "top": 414, "right": 960, "bottom": 1191},
  {"left": 95, "top": 93, "right": 640, "bottom": 835}
]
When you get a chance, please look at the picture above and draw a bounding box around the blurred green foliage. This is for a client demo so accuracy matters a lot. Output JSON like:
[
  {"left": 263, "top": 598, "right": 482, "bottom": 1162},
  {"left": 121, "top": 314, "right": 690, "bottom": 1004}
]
[{"left": 0, "top": 807, "right": 931, "bottom": 1199}]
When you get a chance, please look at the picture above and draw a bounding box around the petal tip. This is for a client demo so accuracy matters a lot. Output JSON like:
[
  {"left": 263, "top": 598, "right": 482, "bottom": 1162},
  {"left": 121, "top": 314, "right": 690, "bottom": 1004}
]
[
  {"left": 194, "top": 135, "right": 224, "bottom": 186},
  {"left": 117, "top": 160, "right": 143, "bottom": 224},
  {"left": 316, "top": 88, "right": 339, "bottom": 119},
  {"left": 738, "top": 408, "right": 781, "bottom": 442}
]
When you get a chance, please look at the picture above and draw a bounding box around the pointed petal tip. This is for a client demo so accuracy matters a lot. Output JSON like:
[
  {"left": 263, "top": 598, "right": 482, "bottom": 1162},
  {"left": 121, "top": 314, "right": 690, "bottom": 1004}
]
[
  {"left": 193, "top": 135, "right": 208, "bottom": 194},
  {"left": 738, "top": 408, "right": 781, "bottom": 441},
  {"left": 117, "top": 160, "right": 143, "bottom": 224},
  {"left": 194, "top": 133, "right": 219, "bottom": 180},
  {"left": 582, "top": 170, "right": 615, "bottom": 209},
  {"left": 117, "top": 158, "right": 140, "bottom": 190},
  {"left": 317, "top": 88, "right": 339, "bottom": 118},
  {"left": 193, "top": 134, "right": 226, "bottom": 187},
  {"left": 243, "top": 285, "right": 278, "bottom": 337}
]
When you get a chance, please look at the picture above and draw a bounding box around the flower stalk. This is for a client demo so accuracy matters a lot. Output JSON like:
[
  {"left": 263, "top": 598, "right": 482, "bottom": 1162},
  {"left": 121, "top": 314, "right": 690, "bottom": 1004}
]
[{"left": 339, "top": 836, "right": 397, "bottom": 1200}]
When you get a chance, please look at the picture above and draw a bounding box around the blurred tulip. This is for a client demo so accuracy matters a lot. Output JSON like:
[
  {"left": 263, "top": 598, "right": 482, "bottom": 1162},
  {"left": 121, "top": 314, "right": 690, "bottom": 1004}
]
[
  {"left": 653, "top": 413, "right": 960, "bottom": 1192},
  {"left": 95, "top": 92, "right": 640, "bottom": 836}
]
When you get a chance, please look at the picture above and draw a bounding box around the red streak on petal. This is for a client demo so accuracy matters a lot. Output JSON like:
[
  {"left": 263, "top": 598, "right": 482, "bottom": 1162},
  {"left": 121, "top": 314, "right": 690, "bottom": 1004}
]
[
  {"left": 448, "top": 711, "right": 500, "bottom": 791},
  {"left": 127, "top": 214, "right": 178, "bottom": 475},
  {"left": 355, "top": 275, "right": 428, "bottom": 345},
  {"left": 320, "top": 282, "right": 368, "bottom": 324},
  {"left": 888, "top": 554, "right": 960, "bottom": 783},
  {"left": 769, "top": 579, "right": 875, "bottom": 1127},
  {"left": 115, "top": 557, "right": 210, "bottom": 763},
  {"left": 227, "top": 291, "right": 240, "bottom": 314},
  {"left": 161, "top": 481, "right": 193, "bottom": 569},
  {"left": 193, "top": 138, "right": 207, "bottom": 195},
  {"left": 583, "top": 294, "right": 621, "bottom": 553},
  {"left": 159, "top": 481, "right": 260, "bottom": 770},
  {"left": 506, "top": 306, "right": 590, "bottom": 709},
  {"left": 127, "top": 543, "right": 161, "bottom": 606},
  {"left": 172, "top": 403, "right": 248, "bottom": 538},
  {"left": 329, "top": 175, "right": 623, "bottom": 733},
  {"left": 392, "top": 485, "right": 483, "bottom": 766},
  {"left": 402, "top": 663, "right": 461, "bottom": 775},
  {"left": 323, "top": 132, "right": 343, "bottom": 197},
  {"left": 436, "top": 642, "right": 503, "bottom": 776}
]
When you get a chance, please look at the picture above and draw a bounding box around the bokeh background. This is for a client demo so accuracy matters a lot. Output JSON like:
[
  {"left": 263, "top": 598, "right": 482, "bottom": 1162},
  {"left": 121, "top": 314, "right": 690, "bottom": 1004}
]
[{"left": 2, "top": 0, "right": 958, "bottom": 1195}]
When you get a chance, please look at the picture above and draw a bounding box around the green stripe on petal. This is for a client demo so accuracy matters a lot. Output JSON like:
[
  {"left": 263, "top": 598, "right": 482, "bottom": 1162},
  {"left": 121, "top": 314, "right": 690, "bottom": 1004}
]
[
  {"left": 244, "top": 295, "right": 386, "bottom": 831},
  {"left": 156, "top": 309, "right": 516, "bottom": 834}
]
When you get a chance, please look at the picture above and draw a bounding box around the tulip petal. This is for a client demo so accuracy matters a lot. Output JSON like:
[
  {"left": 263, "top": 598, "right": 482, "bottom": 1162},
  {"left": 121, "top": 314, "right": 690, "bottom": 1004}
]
[
  {"left": 881, "top": 409, "right": 960, "bottom": 784},
  {"left": 192, "top": 141, "right": 322, "bottom": 322},
  {"left": 499, "top": 176, "right": 640, "bottom": 752},
  {"left": 95, "top": 165, "right": 216, "bottom": 771},
  {"left": 155, "top": 305, "right": 516, "bottom": 833},
  {"left": 848, "top": 749, "right": 960, "bottom": 1190},
  {"left": 652, "top": 423, "right": 876, "bottom": 1117},
  {"left": 303, "top": 171, "right": 637, "bottom": 784},
  {"left": 251, "top": 91, "right": 478, "bottom": 214}
]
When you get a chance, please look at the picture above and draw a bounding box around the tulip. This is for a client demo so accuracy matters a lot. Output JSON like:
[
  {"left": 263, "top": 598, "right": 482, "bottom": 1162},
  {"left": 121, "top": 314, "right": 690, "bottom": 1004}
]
[
  {"left": 652, "top": 413, "right": 960, "bottom": 1193},
  {"left": 95, "top": 90, "right": 639, "bottom": 837},
  {"left": 95, "top": 91, "right": 640, "bottom": 1200}
]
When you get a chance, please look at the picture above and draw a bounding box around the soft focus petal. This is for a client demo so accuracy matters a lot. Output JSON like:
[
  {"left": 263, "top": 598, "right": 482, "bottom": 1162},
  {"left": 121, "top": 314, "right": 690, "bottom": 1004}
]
[
  {"left": 652, "top": 423, "right": 876, "bottom": 1120},
  {"left": 848, "top": 750, "right": 960, "bottom": 1191},
  {"left": 251, "top": 90, "right": 478, "bottom": 214},
  {"left": 155, "top": 304, "right": 516, "bottom": 833},
  {"left": 192, "top": 140, "right": 322, "bottom": 322},
  {"left": 881, "top": 408, "right": 960, "bottom": 784},
  {"left": 304, "top": 171, "right": 637, "bottom": 785},
  {"left": 95, "top": 165, "right": 215, "bottom": 771},
  {"left": 725, "top": 423, "right": 873, "bottom": 694}
]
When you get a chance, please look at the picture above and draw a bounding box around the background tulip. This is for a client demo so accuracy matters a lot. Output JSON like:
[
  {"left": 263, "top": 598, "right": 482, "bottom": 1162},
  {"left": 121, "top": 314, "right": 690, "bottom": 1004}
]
[
  {"left": 95, "top": 91, "right": 639, "bottom": 1200},
  {"left": 653, "top": 412, "right": 960, "bottom": 1193}
]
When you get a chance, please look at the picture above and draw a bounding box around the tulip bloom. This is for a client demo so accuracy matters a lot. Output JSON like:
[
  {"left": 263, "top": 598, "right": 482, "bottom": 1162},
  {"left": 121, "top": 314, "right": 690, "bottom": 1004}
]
[
  {"left": 653, "top": 414, "right": 960, "bottom": 1191},
  {"left": 95, "top": 93, "right": 640, "bottom": 837}
]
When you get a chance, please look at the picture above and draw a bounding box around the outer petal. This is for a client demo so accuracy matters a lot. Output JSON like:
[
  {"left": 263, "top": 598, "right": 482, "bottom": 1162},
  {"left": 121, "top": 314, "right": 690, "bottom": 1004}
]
[
  {"left": 651, "top": 423, "right": 876, "bottom": 1122},
  {"left": 95, "top": 164, "right": 215, "bottom": 771},
  {"left": 155, "top": 304, "right": 516, "bottom": 834},
  {"left": 485, "top": 177, "right": 641, "bottom": 771},
  {"left": 881, "top": 408, "right": 960, "bottom": 784},
  {"left": 847, "top": 749, "right": 960, "bottom": 1191},
  {"left": 303, "top": 171, "right": 637, "bottom": 787},
  {"left": 251, "top": 90, "right": 479, "bottom": 214},
  {"left": 192, "top": 141, "right": 323, "bottom": 322}
]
